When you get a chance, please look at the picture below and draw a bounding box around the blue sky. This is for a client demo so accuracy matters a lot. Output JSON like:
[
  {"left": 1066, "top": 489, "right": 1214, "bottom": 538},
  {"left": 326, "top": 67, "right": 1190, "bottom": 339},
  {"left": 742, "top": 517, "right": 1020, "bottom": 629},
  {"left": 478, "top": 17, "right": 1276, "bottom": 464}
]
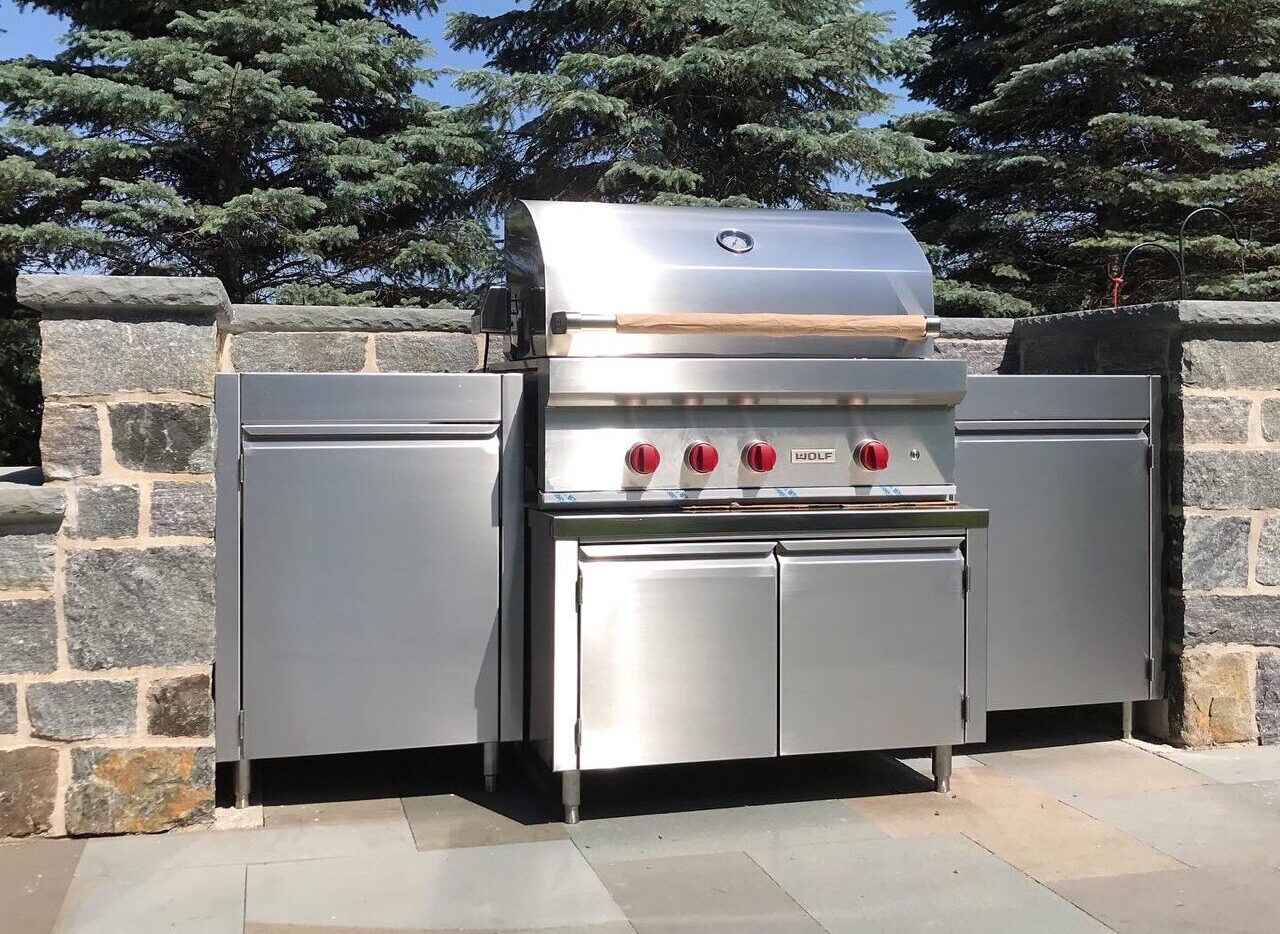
[{"left": 0, "top": 0, "right": 920, "bottom": 109}]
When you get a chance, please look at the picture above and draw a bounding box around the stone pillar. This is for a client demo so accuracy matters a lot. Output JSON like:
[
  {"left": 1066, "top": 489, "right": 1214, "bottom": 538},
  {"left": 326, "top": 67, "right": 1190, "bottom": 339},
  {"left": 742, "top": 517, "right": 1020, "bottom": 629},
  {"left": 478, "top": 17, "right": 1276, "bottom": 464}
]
[
  {"left": 11, "top": 275, "right": 226, "bottom": 835},
  {"left": 935, "top": 318, "right": 1018, "bottom": 374},
  {"left": 1013, "top": 301, "right": 1280, "bottom": 745}
]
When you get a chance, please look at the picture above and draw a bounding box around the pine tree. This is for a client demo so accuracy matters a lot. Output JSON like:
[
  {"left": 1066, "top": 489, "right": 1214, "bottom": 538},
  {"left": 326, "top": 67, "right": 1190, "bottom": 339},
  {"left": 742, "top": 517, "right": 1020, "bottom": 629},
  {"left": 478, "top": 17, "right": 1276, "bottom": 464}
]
[
  {"left": 0, "top": 0, "right": 493, "bottom": 307},
  {"left": 883, "top": 1, "right": 1280, "bottom": 317},
  {"left": 448, "top": 0, "right": 936, "bottom": 209}
]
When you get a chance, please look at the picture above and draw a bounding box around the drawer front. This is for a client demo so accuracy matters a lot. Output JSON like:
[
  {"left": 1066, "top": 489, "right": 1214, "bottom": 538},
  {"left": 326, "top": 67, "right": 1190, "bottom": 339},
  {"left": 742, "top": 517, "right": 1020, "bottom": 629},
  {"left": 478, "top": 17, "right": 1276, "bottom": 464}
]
[
  {"left": 577, "top": 541, "right": 778, "bottom": 770},
  {"left": 779, "top": 537, "right": 967, "bottom": 755}
]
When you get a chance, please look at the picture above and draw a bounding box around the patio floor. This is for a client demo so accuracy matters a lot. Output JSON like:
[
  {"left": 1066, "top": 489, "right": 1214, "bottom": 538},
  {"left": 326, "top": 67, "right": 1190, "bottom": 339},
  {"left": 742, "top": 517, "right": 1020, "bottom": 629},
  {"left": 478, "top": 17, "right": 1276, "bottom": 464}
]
[{"left": 6, "top": 715, "right": 1280, "bottom": 934}]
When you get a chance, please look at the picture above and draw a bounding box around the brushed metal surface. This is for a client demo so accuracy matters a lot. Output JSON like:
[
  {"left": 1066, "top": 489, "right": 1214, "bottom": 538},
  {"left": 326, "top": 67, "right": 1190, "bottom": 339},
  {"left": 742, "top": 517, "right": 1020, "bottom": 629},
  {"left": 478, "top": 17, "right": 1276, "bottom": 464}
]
[
  {"left": 505, "top": 200, "right": 934, "bottom": 358},
  {"left": 213, "top": 374, "right": 241, "bottom": 762},
  {"left": 778, "top": 538, "right": 966, "bottom": 754},
  {"left": 956, "top": 431, "right": 1152, "bottom": 710},
  {"left": 239, "top": 372, "right": 501, "bottom": 424},
  {"left": 577, "top": 541, "right": 779, "bottom": 770},
  {"left": 957, "top": 375, "right": 1156, "bottom": 421}
]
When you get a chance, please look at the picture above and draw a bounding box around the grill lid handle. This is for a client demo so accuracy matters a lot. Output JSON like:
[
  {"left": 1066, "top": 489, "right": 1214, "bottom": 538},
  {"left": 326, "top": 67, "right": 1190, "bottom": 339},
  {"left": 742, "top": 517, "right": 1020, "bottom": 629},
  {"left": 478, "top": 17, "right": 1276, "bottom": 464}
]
[{"left": 550, "top": 312, "right": 939, "bottom": 341}]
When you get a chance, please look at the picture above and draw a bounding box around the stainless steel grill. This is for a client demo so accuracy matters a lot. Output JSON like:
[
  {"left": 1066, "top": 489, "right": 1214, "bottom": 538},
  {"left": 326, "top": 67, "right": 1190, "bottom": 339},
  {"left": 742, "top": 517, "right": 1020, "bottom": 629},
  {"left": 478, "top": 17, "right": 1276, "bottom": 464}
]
[{"left": 479, "top": 200, "right": 989, "bottom": 823}]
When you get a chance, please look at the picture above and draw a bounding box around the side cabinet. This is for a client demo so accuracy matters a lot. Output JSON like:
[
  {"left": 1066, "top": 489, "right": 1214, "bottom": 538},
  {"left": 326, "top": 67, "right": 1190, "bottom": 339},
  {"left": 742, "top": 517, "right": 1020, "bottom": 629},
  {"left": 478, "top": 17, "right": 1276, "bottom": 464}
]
[
  {"left": 956, "top": 376, "right": 1161, "bottom": 711},
  {"left": 215, "top": 373, "right": 525, "bottom": 766}
]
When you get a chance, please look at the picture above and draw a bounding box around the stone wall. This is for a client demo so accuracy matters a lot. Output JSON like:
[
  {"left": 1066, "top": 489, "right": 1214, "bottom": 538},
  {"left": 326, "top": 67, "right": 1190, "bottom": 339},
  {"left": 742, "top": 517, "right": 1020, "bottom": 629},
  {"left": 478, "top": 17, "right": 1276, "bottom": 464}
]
[
  {"left": 220, "top": 303, "right": 476, "bottom": 374},
  {"left": 3, "top": 275, "right": 224, "bottom": 837}
]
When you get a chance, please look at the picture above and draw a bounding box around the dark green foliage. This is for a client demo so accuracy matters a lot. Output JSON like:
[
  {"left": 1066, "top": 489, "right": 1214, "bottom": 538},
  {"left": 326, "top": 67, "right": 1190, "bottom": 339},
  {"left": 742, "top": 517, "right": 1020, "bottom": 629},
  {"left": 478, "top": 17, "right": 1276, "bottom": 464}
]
[
  {"left": 1, "top": 0, "right": 493, "bottom": 305},
  {"left": 449, "top": 0, "right": 937, "bottom": 209},
  {"left": 884, "top": 0, "right": 1280, "bottom": 316}
]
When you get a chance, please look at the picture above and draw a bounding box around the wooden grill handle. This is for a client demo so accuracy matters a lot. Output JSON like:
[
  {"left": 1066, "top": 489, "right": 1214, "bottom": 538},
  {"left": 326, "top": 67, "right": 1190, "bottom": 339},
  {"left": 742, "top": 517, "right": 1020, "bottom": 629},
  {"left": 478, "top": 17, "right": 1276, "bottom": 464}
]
[{"left": 610, "top": 313, "right": 932, "bottom": 340}]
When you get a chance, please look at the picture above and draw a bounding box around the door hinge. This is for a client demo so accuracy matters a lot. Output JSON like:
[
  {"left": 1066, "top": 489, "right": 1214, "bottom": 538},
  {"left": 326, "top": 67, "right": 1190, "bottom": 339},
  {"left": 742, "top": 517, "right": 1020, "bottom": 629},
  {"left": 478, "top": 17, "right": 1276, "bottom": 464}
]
[
  {"left": 1145, "top": 657, "right": 1155, "bottom": 681},
  {"left": 962, "top": 566, "right": 970, "bottom": 593},
  {"left": 574, "top": 719, "right": 582, "bottom": 753},
  {"left": 575, "top": 573, "right": 583, "bottom": 612},
  {"left": 237, "top": 452, "right": 244, "bottom": 487},
  {"left": 237, "top": 710, "right": 245, "bottom": 746},
  {"left": 960, "top": 694, "right": 970, "bottom": 723},
  {"left": 1146, "top": 443, "right": 1154, "bottom": 470}
]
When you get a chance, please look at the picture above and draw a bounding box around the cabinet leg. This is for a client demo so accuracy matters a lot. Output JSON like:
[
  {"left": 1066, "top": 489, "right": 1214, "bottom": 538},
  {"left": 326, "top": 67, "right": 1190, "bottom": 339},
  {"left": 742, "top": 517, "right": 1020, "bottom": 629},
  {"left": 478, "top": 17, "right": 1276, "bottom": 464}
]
[
  {"left": 483, "top": 742, "right": 499, "bottom": 793},
  {"left": 235, "top": 759, "right": 251, "bottom": 809},
  {"left": 932, "top": 745, "right": 952, "bottom": 794},
  {"left": 562, "top": 769, "right": 581, "bottom": 824},
  {"left": 1121, "top": 701, "right": 1134, "bottom": 740}
]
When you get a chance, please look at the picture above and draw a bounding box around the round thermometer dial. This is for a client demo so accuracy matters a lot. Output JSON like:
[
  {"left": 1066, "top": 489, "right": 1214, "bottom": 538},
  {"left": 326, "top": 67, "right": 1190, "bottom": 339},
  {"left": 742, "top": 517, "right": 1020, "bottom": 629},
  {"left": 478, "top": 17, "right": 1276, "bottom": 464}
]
[{"left": 716, "top": 229, "right": 754, "bottom": 254}]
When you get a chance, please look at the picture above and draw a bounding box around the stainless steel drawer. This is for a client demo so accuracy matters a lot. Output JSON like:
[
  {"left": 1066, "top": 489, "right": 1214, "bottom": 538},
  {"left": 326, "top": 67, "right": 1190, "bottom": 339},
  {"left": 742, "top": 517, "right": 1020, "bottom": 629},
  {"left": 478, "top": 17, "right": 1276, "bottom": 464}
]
[
  {"left": 576, "top": 541, "right": 778, "bottom": 770},
  {"left": 778, "top": 537, "right": 967, "bottom": 755}
]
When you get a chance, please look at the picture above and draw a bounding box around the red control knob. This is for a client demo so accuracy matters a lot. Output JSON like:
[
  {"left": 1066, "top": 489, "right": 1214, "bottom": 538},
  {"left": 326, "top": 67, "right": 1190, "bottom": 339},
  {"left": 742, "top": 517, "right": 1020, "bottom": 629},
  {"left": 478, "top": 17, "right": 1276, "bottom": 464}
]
[
  {"left": 626, "top": 442, "right": 661, "bottom": 475},
  {"left": 744, "top": 441, "right": 777, "bottom": 473},
  {"left": 857, "top": 440, "right": 890, "bottom": 471},
  {"left": 686, "top": 442, "right": 719, "bottom": 473}
]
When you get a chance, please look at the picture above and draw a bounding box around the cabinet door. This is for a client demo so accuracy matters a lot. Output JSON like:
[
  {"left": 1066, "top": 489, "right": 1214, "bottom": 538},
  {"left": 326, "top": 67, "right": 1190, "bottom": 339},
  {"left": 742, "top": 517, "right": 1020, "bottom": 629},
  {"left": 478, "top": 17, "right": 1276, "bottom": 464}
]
[
  {"left": 577, "top": 542, "right": 778, "bottom": 770},
  {"left": 779, "top": 538, "right": 966, "bottom": 755},
  {"left": 956, "top": 433, "right": 1150, "bottom": 710},
  {"left": 241, "top": 430, "right": 500, "bottom": 759}
]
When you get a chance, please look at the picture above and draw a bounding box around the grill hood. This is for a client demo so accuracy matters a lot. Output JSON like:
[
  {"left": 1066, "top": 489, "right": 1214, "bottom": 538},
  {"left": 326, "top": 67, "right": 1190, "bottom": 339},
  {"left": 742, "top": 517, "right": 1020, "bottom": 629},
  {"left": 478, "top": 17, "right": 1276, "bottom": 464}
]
[{"left": 499, "top": 200, "right": 937, "bottom": 360}]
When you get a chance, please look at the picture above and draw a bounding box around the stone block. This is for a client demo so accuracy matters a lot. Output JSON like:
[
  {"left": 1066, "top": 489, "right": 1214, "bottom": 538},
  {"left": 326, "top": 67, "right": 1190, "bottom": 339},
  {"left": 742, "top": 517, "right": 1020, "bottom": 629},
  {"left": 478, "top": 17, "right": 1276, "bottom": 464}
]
[
  {"left": 375, "top": 333, "right": 476, "bottom": 374},
  {"left": 1172, "top": 648, "right": 1259, "bottom": 746},
  {"left": 40, "top": 404, "right": 100, "bottom": 479},
  {"left": 149, "top": 481, "right": 215, "bottom": 538},
  {"left": 65, "top": 746, "right": 214, "bottom": 835},
  {"left": 0, "top": 747, "right": 58, "bottom": 836},
  {"left": 1182, "top": 339, "right": 1280, "bottom": 390},
  {"left": 108, "top": 402, "right": 213, "bottom": 473},
  {"left": 932, "top": 338, "right": 1011, "bottom": 375},
  {"left": 147, "top": 673, "right": 212, "bottom": 737},
  {"left": 0, "top": 598, "right": 57, "bottom": 674},
  {"left": 0, "top": 532, "right": 55, "bottom": 587},
  {"left": 1264, "top": 398, "right": 1280, "bottom": 442},
  {"left": 1181, "top": 451, "right": 1280, "bottom": 509},
  {"left": 230, "top": 331, "right": 366, "bottom": 373},
  {"left": 26, "top": 679, "right": 137, "bottom": 741},
  {"left": 1257, "top": 518, "right": 1280, "bottom": 586},
  {"left": 0, "top": 485, "right": 65, "bottom": 526},
  {"left": 0, "top": 682, "right": 15, "bottom": 733},
  {"left": 1179, "top": 515, "right": 1250, "bottom": 590},
  {"left": 17, "top": 274, "right": 229, "bottom": 317},
  {"left": 65, "top": 546, "right": 214, "bottom": 670},
  {"left": 1258, "top": 653, "right": 1280, "bottom": 745},
  {"left": 1019, "top": 338, "right": 1094, "bottom": 374},
  {"left": 72, "top": 485, "right": 139, "bottom": 540},
  {"left": 1178, "top": 396, "right": 1251, "bottom": 445},
  {"left": 226, "top": 303, "right": 469, "bottom": 333},
  {"left": 1096, "top": 334, "right": 1171, "bottom": 375},
  {"left": 1181, "top": 594, "right": 1280, "bottom": 646},
  {"left": 40, "top": 318, "right": 215, "bottom": 397}
]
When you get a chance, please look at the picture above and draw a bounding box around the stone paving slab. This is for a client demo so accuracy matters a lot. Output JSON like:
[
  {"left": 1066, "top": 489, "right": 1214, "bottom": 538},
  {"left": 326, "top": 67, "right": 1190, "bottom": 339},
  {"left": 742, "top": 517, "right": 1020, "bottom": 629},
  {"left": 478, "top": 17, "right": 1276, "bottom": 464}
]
[
  {"left": 245, "top": 925, "right": 637, "bottom": 934},
  {"left": 566, "top": 799, "right": 882, "bottom": 866},
  {"left": 54, "top": 864, "right": 245, "bottom": 934},
  {"left": 972, "top": 740, "right": 1211, "bottom": 800},
  {"left": 748, "top": 833, "right": 1111, "bottom": 934},
  {"left": 263, "top": 796, "right": 406, "bottom": 829},
  {"left": 1067, "top": 779, "right": 1280, "bottom": 869},
  {"left": 0, "top": 838, "right": 85, "bottom": 934},
  {"left": 593, "top": 851, "right": 823, "bottom": 934},
  {"left": 402, "top": 793, "right": 568, "bottom": 851},
  {"left": 75, "top": 817, "right": 416, "bottom": 875},
  {"left": 1154, "top": 744, "right": 1280, "bottom": 784},
  {"left": 1050, "top": 864, "right": 1280, "bottom": 934},
  {"left": 244, "top": 841, "right": 626, "bottom": 931},
  {"left": 847, "top": 764, "right": 1182, "bottom": 882}
]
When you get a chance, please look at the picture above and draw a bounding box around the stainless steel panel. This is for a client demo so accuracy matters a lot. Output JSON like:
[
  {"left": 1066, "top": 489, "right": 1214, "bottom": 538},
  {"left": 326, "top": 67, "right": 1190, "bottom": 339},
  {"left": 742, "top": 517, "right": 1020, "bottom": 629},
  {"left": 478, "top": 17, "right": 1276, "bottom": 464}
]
[
  {"left": 542, "top": 358, "right": 966, "bottom": 407},
  {"left": 240, "top": 373, "right": 501, "bottom": 424},
  {"left": 577, "top": 542, "right": 778, "bottom": 770},
  {"left": 964, "top": 527, "right": 989, "bottom": 742},
  {"left": 213, "top": 374, "right": 241, "bottom": 762},
  {"left": 956, "top": 432, "right": 1151, "bottom": 710},
  {"left": 240, "top": 434, "right": 500, "bottom": 759},
  {"left": 539, "top": 485, "right": 957, "bottom": 508},
  {"left": 779, "top": 538, "right": 967, "bottom": 755},
  {"left": 1147, "top": 380, "right": 1165, "bottom": 700},
  {"left": 506, "top": 201, "right": 934, "bottom": 358},
  {"left": 240, "top": 423, "right": 499, "bottom": 439},
  {"left": 541, "top": 404, "right": 957, "bottom": 497},
  {"left": 499, "top": 373, "right": 525, "bottom": 741},
  {"left": 957, "top": 376, "right": 1156, "bottom": 421}
]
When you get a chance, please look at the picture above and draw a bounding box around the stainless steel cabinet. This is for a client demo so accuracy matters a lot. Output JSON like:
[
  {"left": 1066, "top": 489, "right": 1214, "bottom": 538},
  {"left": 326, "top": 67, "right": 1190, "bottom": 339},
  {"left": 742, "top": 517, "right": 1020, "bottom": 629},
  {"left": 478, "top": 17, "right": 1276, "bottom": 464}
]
[
  {"left": 956, "top": 376, "right": 1160, "bottom": 711},
  {"left": 779, "top": 538, "right": 967, "bottom": 754},
  {"left": 240, "top": 429, "right": 501, "bottom": 759},
  {"left": 577, "top": 541, "right": 778, "bottom": 770}
]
